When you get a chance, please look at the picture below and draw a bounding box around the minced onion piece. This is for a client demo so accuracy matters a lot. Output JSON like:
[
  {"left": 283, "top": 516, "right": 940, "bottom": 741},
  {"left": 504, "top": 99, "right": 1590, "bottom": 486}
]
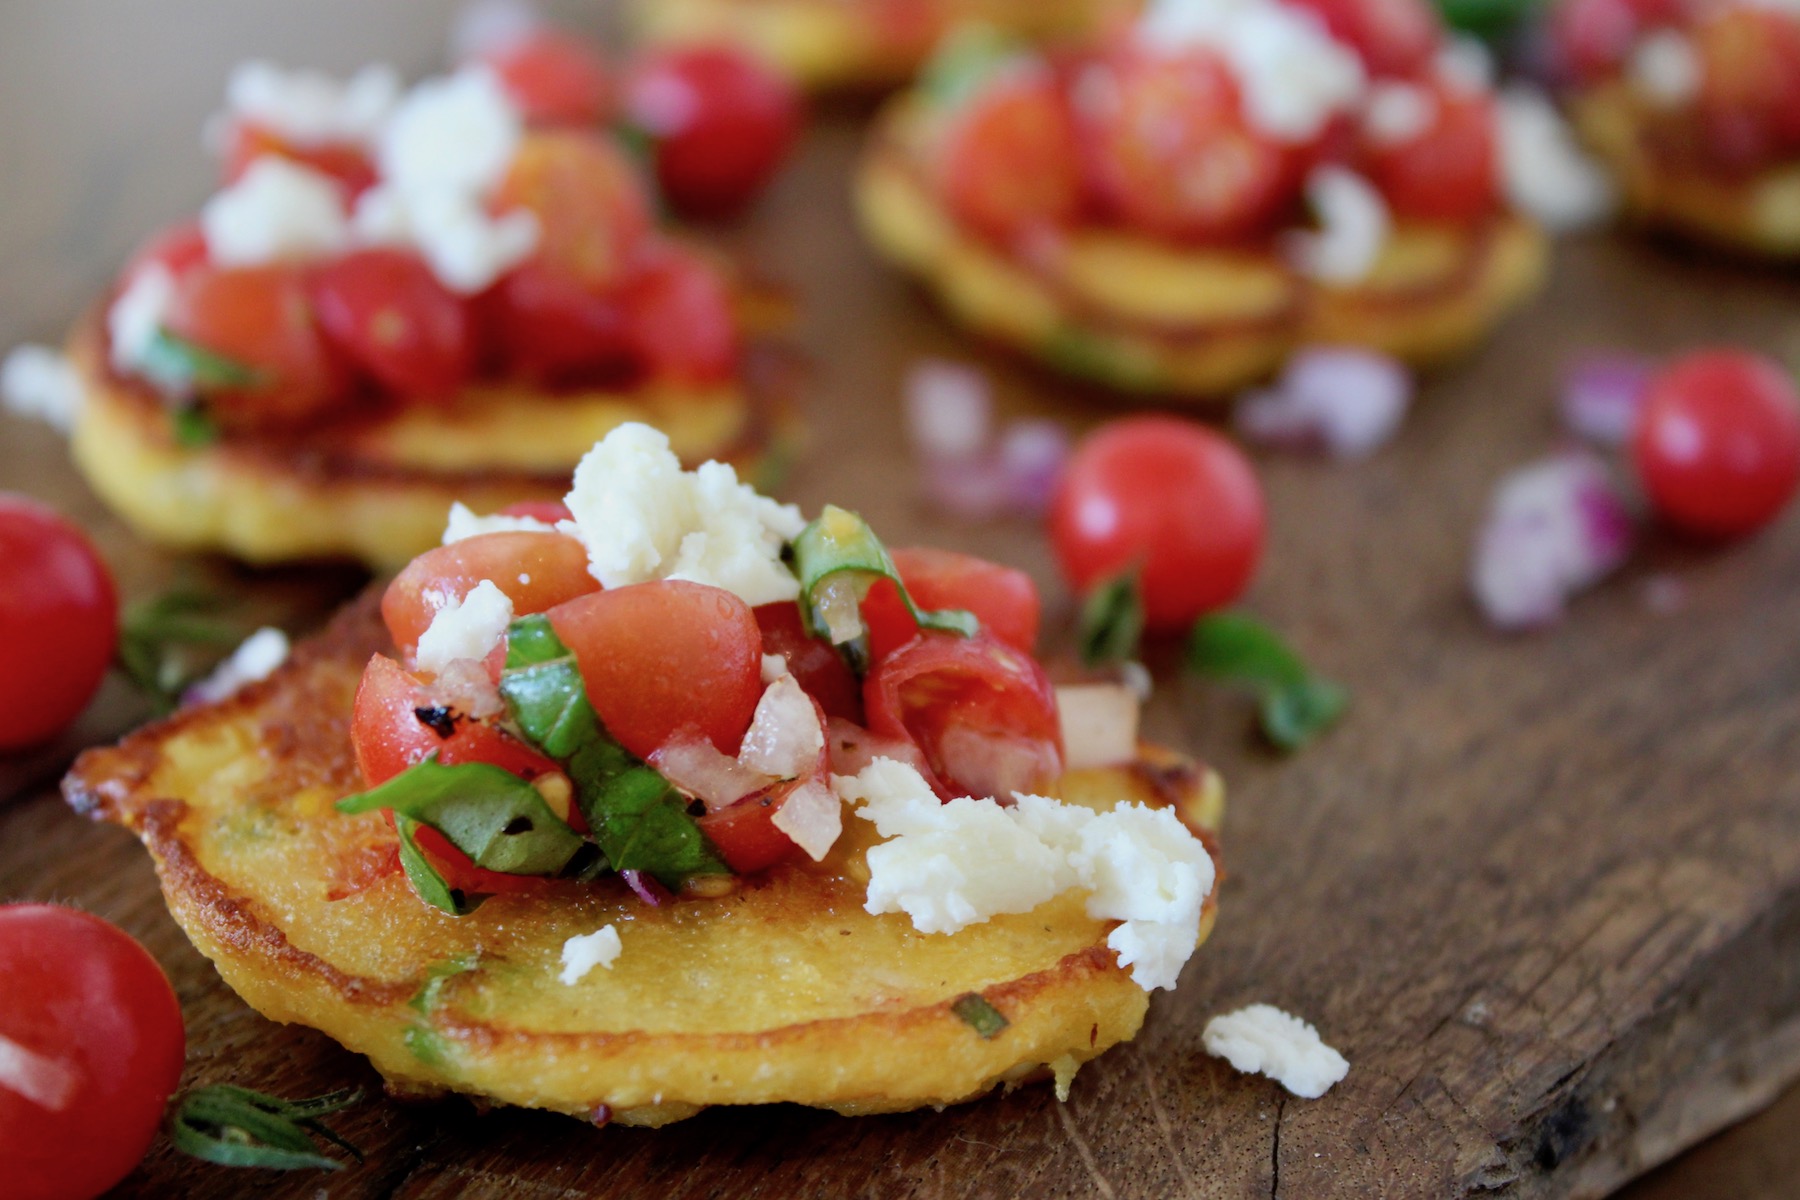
[
  {"left": 1560, "top": 353, "right": 1653, "bottom": 446},
  {"left": 1236, "top": 347, "right": 1412, "bottom": 459},
  {"left": 996, "top": 419, "right": 1073, "bottom": 516},
  {"left": 826, "top": 717, "right": 933, "bottom": 780},
  {"left": 649, "top": 734, "right": 777, "bottom": 811},
  {"left": 1470, "top": 452, "right": 1635, "bottom": 631},
  {"left": 905, "top": 358, "right": 993, "bottom": 463},
  {"left": 921, "top": 458, "right": 1012, "bottom": 520},
  {"left": 430, "top": 656, "right": 504, "bottom": 720},
  {"left": 619, "top": 869, "right": 673, "bottom": 908},
  {"left": 1054, "top": 683, "right": 1141, "bottom": 770},
  {"left": 770, "top": 777, "right": 843, "bottom": 862},
  {"left": 737, "top": 675, "right": 825, "bottom": 780}
]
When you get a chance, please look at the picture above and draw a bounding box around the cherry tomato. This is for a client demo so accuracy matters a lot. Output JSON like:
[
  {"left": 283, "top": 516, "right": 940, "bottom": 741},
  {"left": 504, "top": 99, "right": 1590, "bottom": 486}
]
[
  {"left": 161, "top": 263, "right": 348, "bottom": 430},
  {"left": 480, "top": 30, "right": 613, "bottom": 127},
  {"left": 696, "top": 791, "right": 797, "bottom": 874},
  {"left": 0, "top": 904, "right": 185, "bottom": 1200},
  {"left": 1050, "top": 416, "right": 1266, "bottom": 632},
  {"left": 549, "top": 581, "right": 764, "bottom": 760},
  {"left": 1632, "top": 349, "right": 1800, "bottom": 540},
  {"left": 1551, "top": 0, "right": 1684, "bottom": 82},
  {"left": 309, "top": 249, "right": 475, "bottom": 400},
  {"left": 755, "top": 602, "right": 863, "bottom": 723},
  {"left": 220, "top": 123, "right": 379, "bottom": 197},
  {"left": 482, "top": 262, "right": 639, "bottom": 387},
  {"left": 494, "top": 130, "right": 652, "bottom": 290},
  {"left": 1361, "top": 81, "right": 1499, "bottom": 223},
  {"left": 381, "top": 531, "right": 597, "bottom": 655},
  {"left": 0, "top": 496, "right": 117, "bottom": 751},
  {"left": 1692, "top": 7, "right": 1800, "bottom": 169},
  {"left": 1076, "top": 48, "right": 1299, "bottom": 243},
  {"left": 123, "top": 220, "right": 209, "bottom": 284},
  {"left": 352, "top": 653, "right": 562, "bottom": 788},
  {"left": 938, "top": 65, "right": 1084, "bottom": 238},
  {"left": 624, "top": 44, "right": 801, "bottom": 219},
  {"left": 406, "top": 818, "right": 556, "bottom": 896},
  {"left": 862, "top": 547, "right": 1041, "bottom": 664},
  {"left": 622, "top": 245, "right": 740, "bottom": 384},
  {"left": 865, "top": 632, "right": 1063, "bottom": 800},
  {"left": 1285, "top": 0, "right": 1441, "bottom": 77}
]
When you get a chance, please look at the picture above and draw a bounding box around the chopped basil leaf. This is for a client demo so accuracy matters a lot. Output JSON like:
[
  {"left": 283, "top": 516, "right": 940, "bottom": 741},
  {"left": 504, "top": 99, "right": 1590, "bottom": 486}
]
[
  {"left": 393, "top": 814, "right": 480, "bottom": 916},
  {"left": 789, "top": 505, "right": 978, "bottom": 648},
  {"left": 167, "top": 1085, "right": 362, "bottom": 1172},
  {"left": 1433, "top": 0, "right": 1536, "bottom": 38},
  {"left": 338, "top": 757, "right": 585, "bottom": 877},
  {"left": 1186, "top": 613, "right": 1348, "bottom": 751},
  {"left": 920, "top": 24, "right": 1025, "bottom": 109},
  {"left": 501, "top": 615, "right": 727, "bottom": 888},
  {"left": 116, "top": 586, "right": 251, "bottom": 713},
  {"left": 409, "top": 954, "right": 479, "bottom": 1014},
  {"left": 949, "top": 992, "right": 1010, "bottom": 1039},
  {"left": 171, "top": 406, "right": 220, "bottom": 447},
  {"left": 1078, "top": 573, "right": 1145, "bottom": 667},
  {"left": 140, "top": 327, "right": 264, "bottom": 396}
]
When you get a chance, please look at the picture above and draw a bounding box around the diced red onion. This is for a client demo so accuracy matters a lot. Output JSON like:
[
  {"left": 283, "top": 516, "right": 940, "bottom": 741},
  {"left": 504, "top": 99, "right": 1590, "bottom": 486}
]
[
  {"left": 1470, "top": 451, "right": 1636, "bottom": 631},
  {"left": 770, "top": 777, "right": 843, "bottom": 862},
  {"left": 920, "top": 455, "right": 1013, "bottom": 521},
  {"left": 1560, "top": 353, "right": 1653, "bottom": 446},
  {"left": 996, "top": 419, "right": 1072, "bottom": 517},
  {"left": 619, "top": 870, "right": 672, "bottom": 908},
  {"left": 905, "top": 359, "right": 993, "bottom": 463},
  {"left": 738, "top": 676, "right": 826, "bottom": 780},
  {"left": 430, "top": 657, "right": 504, "bottom": 720},
  {"left": 826, "top": 717, "right": 933, "bottom": 780},
  {"left": 1055, "top": 683, "right": 1141, "bottom": 770},
  {"left": 649, "top": 734, "right": 776, "bottom": 811},
  {"left": 1236, "top": 347, "right": 1412, "bottom": 460},
  {"left": 449, "top": 0, "right": 541, "bottom": 60}
]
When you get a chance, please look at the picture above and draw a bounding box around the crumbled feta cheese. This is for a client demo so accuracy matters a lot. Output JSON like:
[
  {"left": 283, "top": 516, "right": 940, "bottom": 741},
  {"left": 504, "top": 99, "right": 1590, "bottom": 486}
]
[
  {"left": 1362, "top": 81, "right": 1437, "bottom": 148},
  {"left": 1203, "top": 1004, "right": 1349, "bottom": 1098},
  {"left": 221, "top": 60, "right": 401, "bottom": 148},
  {"left": 1138, "top": 0, "right": 1366, "bottom": 143},
  {"left": 760, "top": 653, "right": 791, "bottom": 684},
  {"left": 107, "top": 264, "right": 178, "bottom": 373},
  {"left": 834, "top": 758, "right": 1215, "bottom": 990},
  {"left": 1435, "top": 35, "right": 1495, "bottom": 94},
  {"left": 378, "top": 67, "right": 522, "bottom": 200},
  {"left": 1497, "top": 85, "right": 1617, "bottom": 233},
  {"left": 202, "top": 157, "right": 349, "bottom": 266},
  {"left": 1284, "top": 167, "right": 1390, "bottom": 284},
  {"left": 1629, "top": 31, "right": 1701, "bottom": 109},
  {"left": 442, "top": 500, "right": 556, "bottom": 544},
  {"left": 561, "top": 423, "right": 806, "bottom": 607},
  {"left": 414, "top": 580, "right": 514, "bottom": 674},
  {"left": 352, "top": 185, "right": 539, "bottom": 294},
  {"left": 1, "top": 345, "right": 81, "bottom": 434},
  {"left": 559, "top": 924, "right": 622, "bottom": 984},
  {"left": 770, "top": 777, "right": 844, "bottom": 862},
  {"left": 187, "top": 627, "right": 291, "bottom": 705}
]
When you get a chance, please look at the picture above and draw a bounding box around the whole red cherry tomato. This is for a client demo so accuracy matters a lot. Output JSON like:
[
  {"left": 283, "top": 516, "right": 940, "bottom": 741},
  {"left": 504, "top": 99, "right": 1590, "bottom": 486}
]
[
  {"left": 0, "top": 904, "right": 186, "bottom": 1200},
  {"left": 0, "top": 496, "right": 117, "bottom": 750},
  {"left": 310, "top": 248, "right": 476, "bottom": 400},
  {"left": 1633, "top": 349, "right": 1800, "bottom": 540},
  {"left": 1049, "top": 417, "right": 1266, "bottom": 632},
  {"left": 624, "top": 44, "right": 802, "bottom": 219},
  {"left": 480, "top": 30, "right": 613, "bottom": 126},
  {"left": 622, "top": 245, "right": 740, "bottom": 384},
  {"left": 1360, "top": 80, "right": 1499, "bottom": 223}
]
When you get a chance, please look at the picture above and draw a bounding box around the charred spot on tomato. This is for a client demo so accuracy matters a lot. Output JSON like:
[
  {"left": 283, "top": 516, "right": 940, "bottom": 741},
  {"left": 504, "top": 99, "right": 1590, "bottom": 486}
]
[{"left": 413, "top": 705, "right": 459, "bottom": 739}]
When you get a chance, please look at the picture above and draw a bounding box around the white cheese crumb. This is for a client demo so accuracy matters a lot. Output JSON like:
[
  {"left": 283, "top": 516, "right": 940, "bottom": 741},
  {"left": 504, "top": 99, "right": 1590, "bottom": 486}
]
[
  {"left": 834, "top": 758, "right": 1214, "bottom": 991},
  {"left": 559, "top": 924, "right": 622, "bottom": 984},
  {"left": 1496, "top": 85, "right": 1618, "bottom": 233},
  {"left": 378, "top": 67, "right": 522, "bottom": 201},
  {"left": 1203, "top": 1004, "right": 1349, "bottom": 1098},
  {"left": 1, "top": 345, "right": 82, "bottom": 434},
  {"left": 187, "top": 627, "right": 291, "bottom": 705},
  {"left": 414, "top": 580, "right": 514, "bottom": 675},
  {"left": 1629, "top": 31, "right": 1701, "bottom": 109},
  {"left": 352, "top": 184, "right": 539, "bottom": 294},
  {"left": 201, "top": 157, "right": 349, "bottom": 266},
  {"left": 221, "top": 60, "right": 401, "bottom": 149},
  {"left": 1284, "top": 167, "right": 1390, "bottom": 284},
  {"left": 107, "top": 264, "right": 178, "bottom": 373},
  {"left": 442, "top": 500, "right": 556, "bottom": 544},
  {"left": 1138, "top": 0, "right": 1366, "bottom": 144},
  {"left": 1434, "top": 35, "right": 1496, "bottom": 94},
  {"left": 1362, "top": 81, "right": 1437, "bottom": 148},
  {"left": 561, "top": 423, "right": 806, "bottom": 607}
]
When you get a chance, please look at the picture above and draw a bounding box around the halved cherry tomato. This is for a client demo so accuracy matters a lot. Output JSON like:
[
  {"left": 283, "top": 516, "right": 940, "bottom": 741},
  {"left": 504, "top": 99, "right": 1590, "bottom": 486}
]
[
  {"left": 480, "top": 30, "right": 613, "bottom": 127},
  {"left": 123, "top": 220, "right": 209, "bottom": 284},
  {"left": 938, "top": 65, "right": 1084, "bottom": 238},
  {"left": 1361, "top": 80, "right": 1499, "bottom": 223},
  {"left": 754, "top": 602, "right": 864, "bottom": 723},
  {"left": 0, "top": 905, "right": 186, "bottom": 1200},
  {"left": 624, "top": 44, "right": 802, "bottom": 219},
  {"left": 622, "top": 245, "right": 740, "bottom": 384},
  {"left": 221, "top": 122, "right": 379, "bottom": 197},
  {"left": 1692, "top": 7, "right": 1800, "bottom": 170},
  {"left": 310, "top": 248, "right": 476, "bottom": 400},
  {"left": 351, "top": 653, "right": 562, "bottom": 788},
  {"left": 861, "top": 547, "right": 1041, "bottom": 664},
  {"left": 1077, "top": 48, "right": 1300, "bottom": 243},
  {"left": 549, "top": 580, "right": 764, "bottom": 760},
  {"left": 696, "top": 792, "right": 796, "bottom": 874},
  {"left": 864, "top": 631, "right": 1063, "bottom": 800},
  {"left": 493, "top": 130, "right": 652, "bottom": 289},
  {"left": 0, "top": 496, "right": 117, "bottom": 751},
  {"left": 482, "top": 261, "right": 640, "bottom": 387},
  {"left": 381, "top": 530, "right": 597, "bottom": 655},
  {"left": 161, "top": 263, "right": 348, "bottom": 430},
  {"left": 1285, "top": 0, "right": 1441, "bottom": 78}
]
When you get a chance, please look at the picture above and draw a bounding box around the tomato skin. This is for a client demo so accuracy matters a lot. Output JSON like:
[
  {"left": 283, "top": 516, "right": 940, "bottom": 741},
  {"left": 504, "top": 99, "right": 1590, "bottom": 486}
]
[
  {"left": 1284, "top": 0, "right": 1441, "bottom": 77},
  {"left": 160, "top": 263, "right": 348, "bottom": 430},
  {"left": 0, "top": 904, "right": 185, "bottom": 1200},
  {"left": 1049, "top": 416, "right": 1266, "bottom": 632},
  {"left": 1361, "top": 82, "right": 1499, "bottom": 223},
  {"left": 864, "top": 632, "right": 1063, "bottom": 800},
  {"left": 310, "top": 249, "right": 476, "bottom": 400},
  {"left": 862, "top": 547, "right": 1041, "bottom": 664},
  {"left": 754, "top": 602, "right": 863, "bottom": 723},
  {"left": 939, "top": 66, "right": 1084, "bottom": 238},
  {"left": 494, "top": 130, "right": 652, "bottom": 290},
  {"left": 549, "top": 581, "right": 764, "bottom": 760},
  {"left": 221, "top": 122, "right": 379, "bottom": 197},
  {"left": 499, "top": 499, "right": 575, "bottom": 523},
  {"left": 0, "top": 496, "right": 118, "bottom": 751},
  {"left": 482, "top": 262, "right": 640, "bottom": 387},
  {"left": 696, "top": 792, "right": 796, "bottom": 874},
  {"left": 381, "top": 531, "right": 597, "bottom": 655},
  {"left": 622, "top": 245, "right": 740, "bottom": 384},
  {"left": 1632, "top": 349, "right": 1800, "bottom": 540},
  {"left": 481, "top": 31, "right": 613, "bottom": 126},
  {"left": 351, "top": 653, "right": 562, "bottom": 789},
  {"left": 624, "top": 45, "right": 802, "bottom": 219}
]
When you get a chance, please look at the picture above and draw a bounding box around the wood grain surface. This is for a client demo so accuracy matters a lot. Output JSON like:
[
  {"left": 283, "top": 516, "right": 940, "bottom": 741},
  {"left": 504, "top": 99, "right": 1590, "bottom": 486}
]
[{"left": 3, "top": 4, "right": 1799, "bottom": 1197}]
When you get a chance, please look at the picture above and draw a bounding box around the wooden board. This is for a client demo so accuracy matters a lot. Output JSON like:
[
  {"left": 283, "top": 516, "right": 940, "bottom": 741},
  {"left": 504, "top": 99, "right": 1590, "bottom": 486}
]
[{"left": 3, "top": 4, "right": 1800, "bottom": 1196}]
